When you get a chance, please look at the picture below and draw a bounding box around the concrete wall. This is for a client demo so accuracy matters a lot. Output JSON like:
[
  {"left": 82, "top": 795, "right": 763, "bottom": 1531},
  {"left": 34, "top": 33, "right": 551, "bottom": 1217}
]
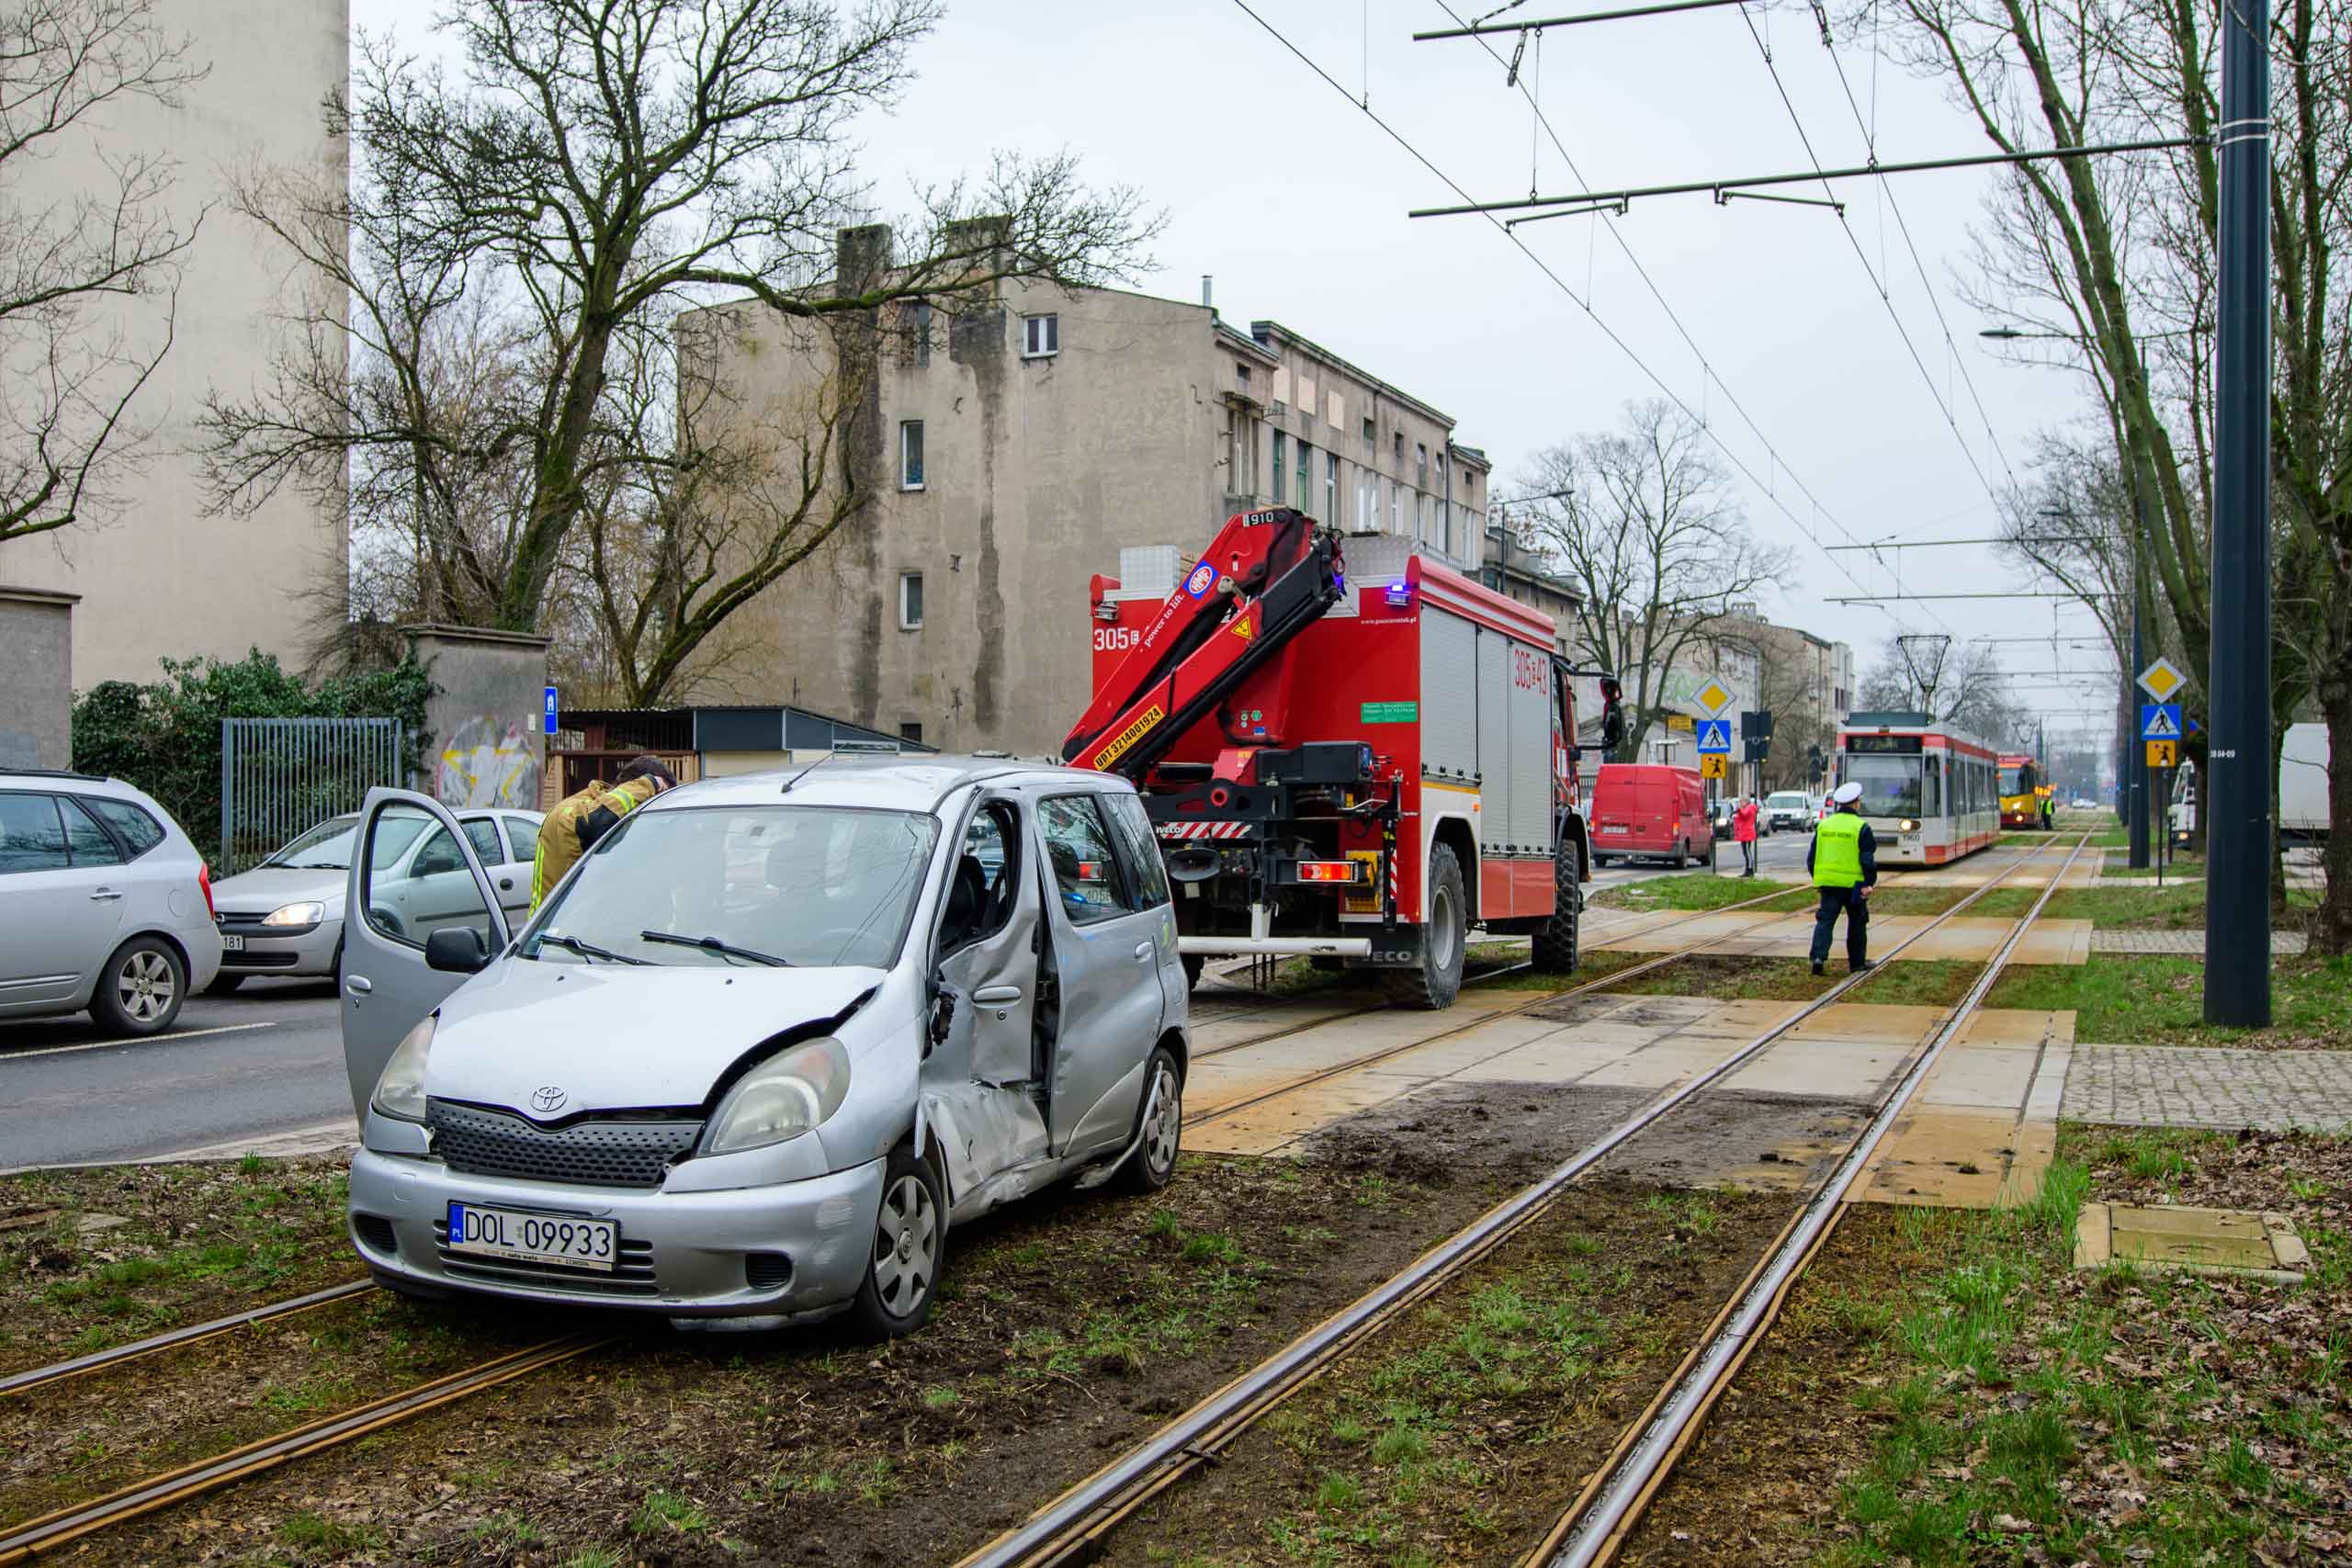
[
  {"left": 690, "top": 265, "right": 1494, "bottom": 758},
  {"left": 4, "top": 0, "right": 349, "bottom": 688},
  {"left": 0, "top": 587, "right": 77, "bottom": 767},
  {"left": 404, "top": 626, "right": 550, "bottom": 809}
]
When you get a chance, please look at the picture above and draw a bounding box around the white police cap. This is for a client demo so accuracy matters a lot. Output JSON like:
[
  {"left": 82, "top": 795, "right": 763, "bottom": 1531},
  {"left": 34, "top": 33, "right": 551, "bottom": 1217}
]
[{"left": 1832, "top": 781, "right": 1864, "bottom": 804}]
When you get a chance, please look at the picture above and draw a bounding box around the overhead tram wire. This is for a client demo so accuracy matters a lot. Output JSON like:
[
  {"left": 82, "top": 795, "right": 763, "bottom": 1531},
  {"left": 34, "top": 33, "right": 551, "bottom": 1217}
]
[
  {"left": 1423, "top": 0, "right": 1951, "bottom": 632},
  {"left": 1806, "top": 1, "right": 2022, "bottom": 490},
  {"left": 1729, "top": 2, "right": 2006, "bottom": 511},
  {"left": 1227, "top": 0, "right": 1916, "bottom": 620}
]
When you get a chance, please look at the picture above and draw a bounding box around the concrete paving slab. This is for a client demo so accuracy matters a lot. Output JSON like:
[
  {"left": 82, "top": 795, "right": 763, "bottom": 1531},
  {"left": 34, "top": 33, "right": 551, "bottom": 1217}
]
[
  {"left": 1858, "top": 1108, "right": 2021, "bottom": 1206},
  {"left": 1187, "top": 1073, "right": 1419, "bottom": 1156},
  {"left": 1955, "top": 1008, "right": 2075, "bottom": 1048},
  {"left": 1915, "top": 1045, "right": 2042, "bottom": 1110},
  {"left": 1786, "top": 1002, "right": 1947, "bottom": 1043},
  {"left": 1721, "top": 1037, "right": 1912, "bottom": 1099},
  {"left": 2075, "top": 1202, "right": 2308, "bottom": 1282}
]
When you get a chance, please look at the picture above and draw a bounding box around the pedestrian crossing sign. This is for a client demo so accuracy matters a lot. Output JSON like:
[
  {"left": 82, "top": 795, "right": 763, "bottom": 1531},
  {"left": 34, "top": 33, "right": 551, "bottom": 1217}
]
[
  {"left": 2140, "top": 703, "right": 2182, "bottom": 741},
  {"left": 1701, "top": 753, "right": 1729, "bottom": 780},
  {"left": 1695, "top": 719, "right": 1732, "bottom": 752}
]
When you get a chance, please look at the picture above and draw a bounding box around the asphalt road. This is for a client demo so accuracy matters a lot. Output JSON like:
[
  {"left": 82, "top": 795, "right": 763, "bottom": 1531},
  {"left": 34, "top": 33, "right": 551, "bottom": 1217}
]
[
  {"left": 0, "top": 976, "right": 355, "bottom": 1172},
  {"left": 0, "top": 836, "right": 1808, "bottom": 1173}
]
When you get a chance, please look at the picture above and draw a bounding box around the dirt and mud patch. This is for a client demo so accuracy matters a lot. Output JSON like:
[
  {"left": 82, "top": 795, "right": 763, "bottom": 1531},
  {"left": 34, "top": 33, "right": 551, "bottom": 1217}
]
[
  {"left": 0, "top": 1155, "right": 357, "bottom": 1376},
  {"left": 1094, "top": 1181, "right": 1794, "bottom": 1565},
  {"left": 1620, "top": 1126, "right": 2351, "bottom": 1566},
  {"left": 66, "top": 1144, "right": 1547, "bottom": 1566}
]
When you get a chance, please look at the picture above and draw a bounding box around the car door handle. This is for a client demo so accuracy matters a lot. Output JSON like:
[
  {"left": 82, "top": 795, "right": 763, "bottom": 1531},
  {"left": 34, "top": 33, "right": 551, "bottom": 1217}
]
[
  {"left": 1134, "top": 942, "right": 1154, "bottom": 962},
  {"left": 345, "top": 976, "right": 372, "bottom": 996},
  {"left": 972, "top": 985, "right": 1023, "bottom": 1006},
  {"left": 89, "top": 888, "right": 124, "bottom": 901}
]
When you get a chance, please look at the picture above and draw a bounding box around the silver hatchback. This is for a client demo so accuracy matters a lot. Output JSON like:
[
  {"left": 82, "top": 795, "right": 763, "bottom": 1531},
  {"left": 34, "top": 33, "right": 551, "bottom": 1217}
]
[
  {"left": 339, "top": 759, "right": 1190, "bottom": 1337},
  {"left": 0, "top": 769, "right": 223, "bottom": 1035}
]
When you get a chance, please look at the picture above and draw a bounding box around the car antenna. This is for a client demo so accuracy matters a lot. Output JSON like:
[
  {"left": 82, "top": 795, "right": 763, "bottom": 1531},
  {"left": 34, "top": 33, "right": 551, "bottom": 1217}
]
[{"left": 781, "top": 750, "right": 836, "bottom": 794}]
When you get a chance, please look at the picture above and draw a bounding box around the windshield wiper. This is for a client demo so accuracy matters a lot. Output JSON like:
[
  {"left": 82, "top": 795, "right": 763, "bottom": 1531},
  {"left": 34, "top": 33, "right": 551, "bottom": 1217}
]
[
  {"left": 535, "top": 933, "right": 651, "bottom": 965},
  {"left": 639, "top": 931, "right": 791, "bottom": 967}
]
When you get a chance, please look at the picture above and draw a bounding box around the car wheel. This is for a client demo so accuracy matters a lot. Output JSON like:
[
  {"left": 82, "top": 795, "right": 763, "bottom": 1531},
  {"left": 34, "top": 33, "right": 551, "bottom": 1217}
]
[
  {"left": 205, "top": 973, "right": 247, "bottom": 995},
  {"left": 90, "top": 937, "right": 186, "bottom": 1036},
  {"left": 1592, "top": 853, "right": 1612, "bottom": 869},
  {"left": 846, "top": 1145, "right": 944, "bottom": 1339},
  {"left": 1381, "top": 843, "right": 1466, "bottom": 1010},
  {"left": 1114, "top": 1046, "right": 1184, "bottom": 1194}
]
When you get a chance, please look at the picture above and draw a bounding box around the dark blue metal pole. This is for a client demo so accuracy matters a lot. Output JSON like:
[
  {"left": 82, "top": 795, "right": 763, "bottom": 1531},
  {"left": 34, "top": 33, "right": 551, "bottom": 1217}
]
[{"left": 2204, "top": 0, "right": 2272, "bottom": 1025}]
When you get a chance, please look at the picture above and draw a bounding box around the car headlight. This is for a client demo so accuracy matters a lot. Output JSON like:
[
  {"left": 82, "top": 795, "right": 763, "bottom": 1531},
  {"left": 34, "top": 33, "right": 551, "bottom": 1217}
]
[
  {"left": 704, "top": 1039, "right": 852, "bottom": 1156},
  {"left": 371, "top": 1014, "right": 435, "bottom": 1123},
  {"left": 263, "top": 901, "right": 326, "bottom": 927}
]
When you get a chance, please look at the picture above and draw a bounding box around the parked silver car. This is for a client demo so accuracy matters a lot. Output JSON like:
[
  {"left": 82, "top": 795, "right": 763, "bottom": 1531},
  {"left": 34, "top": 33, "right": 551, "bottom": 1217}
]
[
  {"left": 0, "top": 768, "right": 223, "bottom": 1035},
  {"left": 339, "top": 758, "right": 1190, "bottom": 1337},
  {"left": 209, "top": 807, "right": 542, "bottom": 990}
]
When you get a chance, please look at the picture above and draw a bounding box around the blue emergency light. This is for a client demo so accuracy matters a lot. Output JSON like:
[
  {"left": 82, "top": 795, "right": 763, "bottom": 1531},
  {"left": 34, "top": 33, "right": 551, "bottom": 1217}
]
[{"left": 1385, "top": 578, "right": 1413, "bottom": 607}]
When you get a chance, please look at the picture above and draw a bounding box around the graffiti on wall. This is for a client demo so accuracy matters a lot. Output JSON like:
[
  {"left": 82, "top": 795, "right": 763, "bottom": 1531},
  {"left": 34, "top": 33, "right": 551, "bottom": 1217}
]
[{"left": 437, "top": 716, "right": 542, "bottom": 808}]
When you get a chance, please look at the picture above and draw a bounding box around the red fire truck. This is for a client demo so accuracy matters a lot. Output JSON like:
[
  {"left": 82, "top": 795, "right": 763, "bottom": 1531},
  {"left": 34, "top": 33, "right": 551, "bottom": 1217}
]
[{"left": 1064, "top": 508, "right": 1622, "bottom": 1009}]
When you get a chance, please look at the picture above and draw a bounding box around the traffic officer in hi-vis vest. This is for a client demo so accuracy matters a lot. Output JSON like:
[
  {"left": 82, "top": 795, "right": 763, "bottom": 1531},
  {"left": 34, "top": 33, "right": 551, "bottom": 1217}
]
[{"left": 1806, "top": 779, "right": 1879, "bottom": 976}]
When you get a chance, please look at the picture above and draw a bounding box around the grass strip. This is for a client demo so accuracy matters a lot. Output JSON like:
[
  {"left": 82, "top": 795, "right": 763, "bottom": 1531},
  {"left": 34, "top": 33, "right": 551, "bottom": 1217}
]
[{"left": 1985, "top": 953, "right": 2352, "bottom": 1046}]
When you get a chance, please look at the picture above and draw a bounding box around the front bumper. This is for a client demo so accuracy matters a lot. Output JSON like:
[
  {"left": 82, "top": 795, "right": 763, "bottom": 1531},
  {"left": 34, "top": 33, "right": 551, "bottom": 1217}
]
[
  {"left": 347, "top": 1145, "right": 887, "bottom": 1318},
  {"left": 216, "top": 914, "right": 344, "bottom": 976}
]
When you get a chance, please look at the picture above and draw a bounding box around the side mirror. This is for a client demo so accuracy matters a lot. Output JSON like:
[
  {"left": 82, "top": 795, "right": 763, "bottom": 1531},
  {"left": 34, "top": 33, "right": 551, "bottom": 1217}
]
[{"left": 425, "top": 926, "right": 492, "bottom": 974}]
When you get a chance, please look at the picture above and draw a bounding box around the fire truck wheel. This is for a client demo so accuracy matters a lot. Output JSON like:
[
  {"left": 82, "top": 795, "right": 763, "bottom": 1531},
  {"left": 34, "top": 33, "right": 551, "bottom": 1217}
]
[
  {"left": 1532, "top": 837, "right": 1582, "bottom": 973},
  {"left": 1381, "top": 844, "right": 1465, "bottom": 1010}
]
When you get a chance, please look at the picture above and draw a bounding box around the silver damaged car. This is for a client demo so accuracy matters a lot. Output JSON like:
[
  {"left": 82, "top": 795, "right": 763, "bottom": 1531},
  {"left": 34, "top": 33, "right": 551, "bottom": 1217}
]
[{"left": 339, "top": 759, "right": 1190, "bottom": 1337}]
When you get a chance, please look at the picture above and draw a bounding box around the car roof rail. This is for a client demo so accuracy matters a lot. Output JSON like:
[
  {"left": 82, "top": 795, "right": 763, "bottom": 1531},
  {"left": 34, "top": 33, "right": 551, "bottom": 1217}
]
[{"left": 0, "top": 765, "right": 110, "bottom": 782}]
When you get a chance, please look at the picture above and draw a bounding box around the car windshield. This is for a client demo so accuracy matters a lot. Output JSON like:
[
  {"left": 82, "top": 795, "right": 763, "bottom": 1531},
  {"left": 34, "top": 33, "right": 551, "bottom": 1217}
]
[
  {"left": 1841, "top": 754, "right": 1922, "bottom": 818},
  {"left": 523, "top": 805, "right": 941, "bottom": 970},
  {"left": 1767, "top": 793, "right": 1808, "bottom": 809},
  {"left": 266, "top": 813, "right": 418, "bottom": 870}
]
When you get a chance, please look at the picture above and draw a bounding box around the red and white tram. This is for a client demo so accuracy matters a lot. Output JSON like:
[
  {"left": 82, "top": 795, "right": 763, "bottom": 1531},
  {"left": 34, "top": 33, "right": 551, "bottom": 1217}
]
[{"left": 1832, "top": 712, "right": 2001, "bottom": 866}]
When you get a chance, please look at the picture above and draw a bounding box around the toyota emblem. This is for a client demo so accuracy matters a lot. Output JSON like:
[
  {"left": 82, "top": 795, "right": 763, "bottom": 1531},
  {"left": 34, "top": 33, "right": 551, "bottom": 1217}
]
[{"left": 529, "top": 1085, "right": 568, "bottom": 1114}]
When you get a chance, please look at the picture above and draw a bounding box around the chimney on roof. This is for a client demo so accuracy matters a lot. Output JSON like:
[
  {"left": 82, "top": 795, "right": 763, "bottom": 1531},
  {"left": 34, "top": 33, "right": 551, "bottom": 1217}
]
[{"left": 1201, "top": 275, "right": 1214, "bottom": 310}]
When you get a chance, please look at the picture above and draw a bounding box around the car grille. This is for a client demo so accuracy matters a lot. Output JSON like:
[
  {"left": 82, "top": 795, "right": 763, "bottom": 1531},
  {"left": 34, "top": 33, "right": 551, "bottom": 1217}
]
[
  {"left": 432, "top": 1216, "right": 661, "bottom": 1298},
  {"left": 223, "top": 950, "right": 300, "bottom": 968},
  {"left": 425, "top": 1099, "right": 702, "bottom": 1189}
]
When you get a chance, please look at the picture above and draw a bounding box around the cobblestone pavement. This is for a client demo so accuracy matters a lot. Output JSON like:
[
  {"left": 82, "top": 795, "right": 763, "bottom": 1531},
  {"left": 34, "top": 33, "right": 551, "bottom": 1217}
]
[
  {"left": 2089, "top": 928, "right": 2309, "bottom": 955},
  {"left": 2064, "top": 1045, "right": 2352, "bottom": 1133}
]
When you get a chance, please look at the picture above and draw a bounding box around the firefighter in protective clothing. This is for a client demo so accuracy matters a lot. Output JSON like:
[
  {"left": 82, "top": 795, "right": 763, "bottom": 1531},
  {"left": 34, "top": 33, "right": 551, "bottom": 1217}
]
[
  {"left": 532, "top": 755, "right": 676, "bottom": 910},
  {"left": 1806, "top": 779, "right": 1878, "bottom": 976}
]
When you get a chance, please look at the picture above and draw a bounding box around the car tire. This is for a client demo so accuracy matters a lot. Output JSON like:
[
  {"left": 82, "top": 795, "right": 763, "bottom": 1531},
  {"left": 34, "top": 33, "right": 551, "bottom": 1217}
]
[
  {"left": 205, "top": 974, "right": 247, "bottom": 995},
  {"left": 1592, "top": 853, "right": 1612, "bottom": 869},
  {"left": 90, "top": 936, "right": 186, "bottom": 1036},
  {"left": 1532, "top": 834, "right": 1582, "bottom": 973},
  {"left": 846, "top": 1145, "right": 945, "bottom": 1339},
  {"left": 1381, "top": 843, "right": 1466, "bottom": 1010},
  {"left": 1114, "top": 1046, "right": 1184, "bottom": 1194}
]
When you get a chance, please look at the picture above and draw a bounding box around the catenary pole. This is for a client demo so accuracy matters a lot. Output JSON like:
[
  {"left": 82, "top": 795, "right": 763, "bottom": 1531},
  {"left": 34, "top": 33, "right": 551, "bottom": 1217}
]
[{"left": 2205, "top": 0, "right": 2271, "bottom": 1025}]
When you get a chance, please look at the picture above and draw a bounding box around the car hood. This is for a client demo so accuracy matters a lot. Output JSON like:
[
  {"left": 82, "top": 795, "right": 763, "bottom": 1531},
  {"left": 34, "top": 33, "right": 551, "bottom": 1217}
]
[
  {"left": 424, "top": 957, "right": 886, "bottom": 1115},
  {"left": 210, "top": 865, "right": 346, "bottom": 915}
]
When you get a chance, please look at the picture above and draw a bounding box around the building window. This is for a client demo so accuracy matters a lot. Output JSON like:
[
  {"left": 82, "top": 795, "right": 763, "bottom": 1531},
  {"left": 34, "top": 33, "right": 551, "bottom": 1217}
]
[
  {"left": 1236, "top": 361, "right": 1251, "bottom": 387},
  {"left": 899, "top": 421, "right": 924, "bottom": 490},
  {"left": 1362, "top": 414, "right": 1375, "bottom": 449},
  {"left": 1022, "top": 313, "right": 1059, "bottom": 358},
  {"left": 1416, "top": 443, "right": 1428, "bottom": 487},
  {"left": 1296, "top": 440, "right": 1311, "bottom": 515},
  {"left": 1272, "top": 431, "right": 1287, "bottom": 502},
  {"left": 1419, "top": 491, "right": 1433, "bottom": 543},
  {"left": 899, "top": 571, "right": 923, "bottom": 629},
  {"left": 1325, "top": 453, "right": 1338, "bottom": 518},
  {"left": 1394, "top": 430, "right": 1405, "bottom": 463},
  {"left": 899, "top": 721, "right": 923, "bottom": 745}
]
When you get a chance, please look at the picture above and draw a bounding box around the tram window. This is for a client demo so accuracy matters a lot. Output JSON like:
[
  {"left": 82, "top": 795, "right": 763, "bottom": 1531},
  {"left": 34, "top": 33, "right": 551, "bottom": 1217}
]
[
  {"left": 1844, "top": 753, "right": 1923, "bottom": 818},
  {"left": 1922, "top": 754, "right": 1943, "bottom": 818}
]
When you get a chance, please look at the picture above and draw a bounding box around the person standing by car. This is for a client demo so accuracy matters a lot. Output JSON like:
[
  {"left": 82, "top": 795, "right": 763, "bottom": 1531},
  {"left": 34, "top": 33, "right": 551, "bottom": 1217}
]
[
  {"left": 533, "top": 756, "right": 675, "bottom": 910},
  {"left": 1733, "top": 795, "right": 1760, "bottom": 876},
  {"left": 1806, "top": 780, "right": 1877, "bottom": 976}
]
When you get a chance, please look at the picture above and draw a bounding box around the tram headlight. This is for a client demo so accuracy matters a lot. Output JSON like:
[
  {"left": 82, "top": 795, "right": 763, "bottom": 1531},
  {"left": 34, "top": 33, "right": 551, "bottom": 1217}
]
[{"left": 1899, "top": 818, "right": 1917, "bottom": 832}]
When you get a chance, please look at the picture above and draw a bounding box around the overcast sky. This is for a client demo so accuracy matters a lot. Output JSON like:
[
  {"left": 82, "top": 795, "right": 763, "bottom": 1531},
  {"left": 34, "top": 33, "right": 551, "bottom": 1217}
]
[{"left": 352, "top": 0, "right": 2130, "bottom": 750}]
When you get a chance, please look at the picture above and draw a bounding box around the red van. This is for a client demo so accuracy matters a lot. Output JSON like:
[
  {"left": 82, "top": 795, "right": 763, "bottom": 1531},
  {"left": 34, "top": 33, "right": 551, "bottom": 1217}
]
[{"left": 1589, "top": 763, "right": 1713, "bottom": 868}]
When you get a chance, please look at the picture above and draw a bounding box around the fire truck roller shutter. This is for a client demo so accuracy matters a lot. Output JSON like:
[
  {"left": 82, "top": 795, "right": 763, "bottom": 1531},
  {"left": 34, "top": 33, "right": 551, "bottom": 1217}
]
[
  {"left": 1475, "top": 629, "right": 1512, "bottom": 858},
  {"left": 1508, "top": 645, "right": 1551, "bottom": 853},
  {"left": 1419, "top": 608, "right": 1478, "bottom": 781}
]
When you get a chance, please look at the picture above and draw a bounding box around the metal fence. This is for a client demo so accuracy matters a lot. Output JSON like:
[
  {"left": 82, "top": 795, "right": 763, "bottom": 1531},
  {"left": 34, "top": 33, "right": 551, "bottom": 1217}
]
[{"left": 219, "top": 717, "right": 406, "bottom": 875}]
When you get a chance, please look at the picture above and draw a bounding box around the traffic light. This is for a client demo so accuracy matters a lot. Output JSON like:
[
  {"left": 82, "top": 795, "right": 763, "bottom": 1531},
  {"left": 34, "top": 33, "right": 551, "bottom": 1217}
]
[{"left": 1806, "top": 742, "right": 1826, "bottom": 782}]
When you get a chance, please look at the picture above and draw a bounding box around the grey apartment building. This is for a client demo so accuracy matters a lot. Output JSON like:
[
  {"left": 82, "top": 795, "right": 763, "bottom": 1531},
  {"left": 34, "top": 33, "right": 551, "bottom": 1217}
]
[{"left": 695, "top": 246, "right": 1494, "bottom": 757}]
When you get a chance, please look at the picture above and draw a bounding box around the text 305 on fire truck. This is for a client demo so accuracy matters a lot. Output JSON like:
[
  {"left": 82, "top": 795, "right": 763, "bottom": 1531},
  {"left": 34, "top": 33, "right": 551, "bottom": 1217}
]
[{"left": 1064, "top": 508, "right": 1624, "bottom": 1010}]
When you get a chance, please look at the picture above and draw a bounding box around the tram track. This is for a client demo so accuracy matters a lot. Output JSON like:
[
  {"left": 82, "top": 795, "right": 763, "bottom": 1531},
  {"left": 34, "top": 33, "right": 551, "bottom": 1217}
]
[
  {"left": 950, "top": 835, "right": 2089, "bottom": 1568},
  {"left": 0, "top": 850, "right": 2065, "bottom": 1561}
]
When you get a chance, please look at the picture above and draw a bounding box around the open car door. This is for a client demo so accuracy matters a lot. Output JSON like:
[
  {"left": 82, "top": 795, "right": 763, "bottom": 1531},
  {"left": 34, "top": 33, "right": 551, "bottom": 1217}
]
[{"left": 341, "top": 788, "right": 513, "bottom": 1122}]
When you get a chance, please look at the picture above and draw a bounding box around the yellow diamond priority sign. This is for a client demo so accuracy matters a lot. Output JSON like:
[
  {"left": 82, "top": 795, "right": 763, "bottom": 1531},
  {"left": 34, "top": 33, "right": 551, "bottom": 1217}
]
[
  {"left": 2137, "top": 657, "right": 2189, "bottom": 703},
  {"left": 1694, "top": 679, "right": 1735, "bottom": 716}
]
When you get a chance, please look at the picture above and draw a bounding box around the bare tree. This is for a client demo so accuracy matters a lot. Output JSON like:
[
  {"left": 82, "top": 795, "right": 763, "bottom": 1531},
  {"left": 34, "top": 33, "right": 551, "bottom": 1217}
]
[
  {"left": 0, "top": 0, "right": 203, "bottom": 547},
  {"left": 1858, "top": 633, "right": 2032, "bottom": 747},
  {"left": 200, "top": 0, "right": 1157, "bottom": 646},
  {"left": 1514, "top": 400, "right": 1793, "bottom": 762}
]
